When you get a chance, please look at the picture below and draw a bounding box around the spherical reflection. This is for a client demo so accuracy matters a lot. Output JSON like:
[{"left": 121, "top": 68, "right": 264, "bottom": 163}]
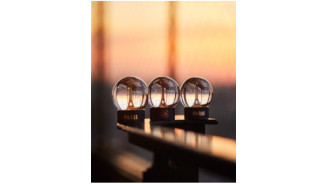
[
  {"left": 112, "top": 76, "right": 148, "bottom": 110},
  {"left": 148, "top": 77, "right": 180, "bottom": 108},
  {"left": 180, "top": 77, "right": 213, "bottom": 107}
]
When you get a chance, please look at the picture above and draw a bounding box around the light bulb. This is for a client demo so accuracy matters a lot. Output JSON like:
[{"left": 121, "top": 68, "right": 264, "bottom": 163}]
[
  {"left": 148, "top": 77, "right": 179, "bottom": 121},
  {"left": 112, "top": 76, "right": 148, "bottom": 123},
  {"left": 180, "top": 77, "right": 213, "bottom": 120}
]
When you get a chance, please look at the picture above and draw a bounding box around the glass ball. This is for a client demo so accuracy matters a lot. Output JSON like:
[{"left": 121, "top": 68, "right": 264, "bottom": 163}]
[
  {"left": 148, "top": 77, "right": 180, "bottom": 108},
  {"left": 180, "top": 77, "right": 213, "bottom": 107},
  {"left": 112, "top": 76, "right": 148, "bottom": 110}
]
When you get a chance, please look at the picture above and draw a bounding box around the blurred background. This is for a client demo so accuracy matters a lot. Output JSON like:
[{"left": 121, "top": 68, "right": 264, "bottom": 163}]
[{"left": 91, "top": 1, "right": 235, "bottom": 182}]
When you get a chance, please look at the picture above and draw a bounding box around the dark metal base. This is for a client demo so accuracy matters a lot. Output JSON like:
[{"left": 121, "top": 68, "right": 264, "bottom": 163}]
[
  {"left": 150, "top": 107, "right": 175, "bottom": 121},
  {"left": 117, "top": 110, "right": 145, "bottom": 124},
  {"left": 184, "top": 107, "right": 209, "bottom": 120}
]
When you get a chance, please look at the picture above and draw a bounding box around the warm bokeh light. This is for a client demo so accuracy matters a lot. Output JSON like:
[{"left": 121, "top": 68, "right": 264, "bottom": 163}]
[
  {"left": 177, "top": 2, "right": 236, "bottom": 86},
  {"left": 92, "top": 1, "right": 235, "bottom": 86}
]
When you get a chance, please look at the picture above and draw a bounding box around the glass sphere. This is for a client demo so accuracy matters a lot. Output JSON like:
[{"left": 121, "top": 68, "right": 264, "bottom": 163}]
[
  {"left": 180, "top": 77, "right": 213, "bottom": 107},
  {"left": 112, "top": 76, "right": 148, "bottom": 110},
  {"left": 148, "top": 77, "right": 180, "bottom": 108}
]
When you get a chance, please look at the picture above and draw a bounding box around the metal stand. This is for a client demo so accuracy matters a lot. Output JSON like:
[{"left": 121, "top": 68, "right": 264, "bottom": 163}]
[
  {"left": 117, "top": 110, "right": 145, "bottom": 124},
  {"left": 150, "top": 107, "right": 175, "bottom": 121},
  {"left": 184, "top": 107, "right": 209, "bottom": 120}
]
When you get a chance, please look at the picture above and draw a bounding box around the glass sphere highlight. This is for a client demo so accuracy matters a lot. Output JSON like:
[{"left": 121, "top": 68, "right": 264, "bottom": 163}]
[
  {"left": 180, "top": 77, "right": 213, "bottom": 108},
  {"left": 112, "top": 77, "right": 148, "bottom": 110},
  {"left": 148, "top": 77, "right": 180, "bottom": 108}
]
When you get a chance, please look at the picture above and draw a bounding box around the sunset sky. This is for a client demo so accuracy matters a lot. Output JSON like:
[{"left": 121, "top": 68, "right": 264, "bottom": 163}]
[{"left": 92, "top": 1, "right": 236, "bottom": 86}]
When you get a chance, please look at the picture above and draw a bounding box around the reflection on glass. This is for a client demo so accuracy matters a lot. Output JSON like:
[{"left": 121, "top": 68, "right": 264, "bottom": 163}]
[
  {"left": 152, "top": 127, "right": 235, "bottom": 162},
  {"left": 153, "top": 128, "right": 163, "bottom": 137},
  {"left": 174, "top": 128, "right": 185, "bottom": 143},
  {"left": 210, "top": 136, "right": 236, "bottom": 162},
  {"left": 185, "top": 131, "right": 197, "bottom": 148},
  {"left": 117, "top": 120, "right": 235, "bottom": 163}
]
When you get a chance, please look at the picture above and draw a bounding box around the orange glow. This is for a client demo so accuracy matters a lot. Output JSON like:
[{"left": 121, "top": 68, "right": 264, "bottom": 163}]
[
  {"left": 174, "top": 128, "right": 185, "bottom": 142},
  {"left": 144, "top": 121, "right": 151, "bottom": 134},
  {"left": 210, "top": 136, "right": 236, "bottom": 162},
  {"left": 92, "top": 1, "right": 235, "bottom": 86},
  {"left": 174, "top": 128, "right": 184, "bottom": 135}
]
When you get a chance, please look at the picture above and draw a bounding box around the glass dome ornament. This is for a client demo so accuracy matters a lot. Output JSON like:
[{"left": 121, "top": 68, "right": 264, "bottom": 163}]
[
  {"left": 112, "top": 76, "right": 148, "bottom": 123},
  {"left": 180, "top": 77, "right": 213, "bottom": 120},
  {"left": 148, "top": 77, "right": 180, "bottom": 121}
]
